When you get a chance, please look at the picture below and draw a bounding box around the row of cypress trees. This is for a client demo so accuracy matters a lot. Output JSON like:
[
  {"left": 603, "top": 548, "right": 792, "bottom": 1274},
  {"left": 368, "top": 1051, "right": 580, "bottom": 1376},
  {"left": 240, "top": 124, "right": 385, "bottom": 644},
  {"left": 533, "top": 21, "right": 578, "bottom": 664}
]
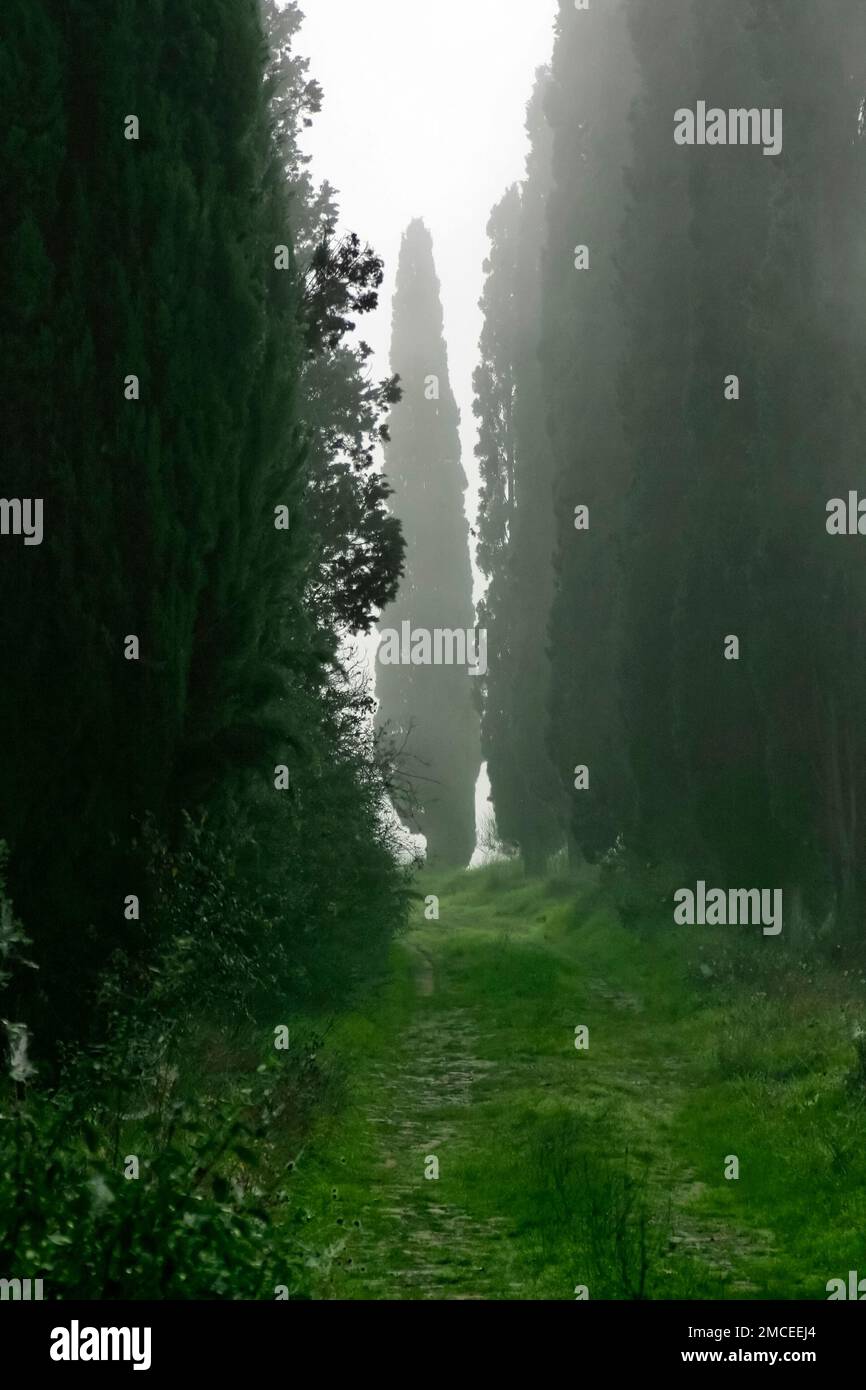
[
  {"left": 475, "top": 0, "right": 866, "bottom": 932},
  {"left": 0, "top": 0, "right": 409, "bottom": 1046}
]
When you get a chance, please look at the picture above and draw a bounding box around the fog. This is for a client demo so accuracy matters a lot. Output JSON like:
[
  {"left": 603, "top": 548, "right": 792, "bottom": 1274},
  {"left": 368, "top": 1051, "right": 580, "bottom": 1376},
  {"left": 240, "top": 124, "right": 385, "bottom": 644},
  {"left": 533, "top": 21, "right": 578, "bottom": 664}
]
[{"left": 297, "top": 0, "right": 559, "bottom": 576}]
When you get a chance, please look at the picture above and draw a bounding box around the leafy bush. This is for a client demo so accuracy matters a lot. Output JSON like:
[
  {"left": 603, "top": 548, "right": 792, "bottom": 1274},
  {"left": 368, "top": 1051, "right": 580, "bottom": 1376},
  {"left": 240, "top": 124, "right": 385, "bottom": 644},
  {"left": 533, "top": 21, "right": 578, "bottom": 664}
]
[{"left": 0, "top": 842, "right": 334, "bottom": 1300}]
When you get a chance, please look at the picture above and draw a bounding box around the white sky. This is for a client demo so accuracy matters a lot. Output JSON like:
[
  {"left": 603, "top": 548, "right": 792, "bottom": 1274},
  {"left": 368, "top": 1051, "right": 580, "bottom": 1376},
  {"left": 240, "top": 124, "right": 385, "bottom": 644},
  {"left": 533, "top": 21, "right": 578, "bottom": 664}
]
[{"left": 297, "top": 0, "right": 559, "bottom": 570}]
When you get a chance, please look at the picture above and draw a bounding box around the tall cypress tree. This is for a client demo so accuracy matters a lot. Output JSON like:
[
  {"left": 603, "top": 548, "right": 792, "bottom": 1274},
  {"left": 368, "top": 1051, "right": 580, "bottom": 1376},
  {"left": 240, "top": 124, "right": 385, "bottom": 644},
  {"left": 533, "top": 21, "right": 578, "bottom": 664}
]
[
  {"left": 376, "top": 220, "right": 479, "bottom": 867},
  {"left": 541, "top": 0, "right": 637, "bottom": 863},
  {"left": 474, "top": 73, "right": 563, "bottom": 872},
  {"left": 660, "top": 0, "right": 776, "bottom": 885},
  {"left": 748, "top": 0, "right": 866, "bottom": 929},
  {"left": 0, "top": 0, "right": 307, "bottom": 1035},
  {"left": 612, "top": 0, "right": 866, "bottom": 931},
  {"left": 603, "top": 0, "right": 700, "bottom": 872}
]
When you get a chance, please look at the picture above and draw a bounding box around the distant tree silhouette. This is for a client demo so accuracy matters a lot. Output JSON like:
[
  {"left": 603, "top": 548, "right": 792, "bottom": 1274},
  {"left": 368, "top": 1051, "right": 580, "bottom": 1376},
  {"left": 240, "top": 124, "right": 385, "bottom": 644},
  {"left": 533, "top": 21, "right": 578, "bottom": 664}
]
[
  {"left": 474, "top": 72, "right": 563, "bottom": 874},
  {"left": 376, "top": 220, "right": 480, "bottom": 866}
]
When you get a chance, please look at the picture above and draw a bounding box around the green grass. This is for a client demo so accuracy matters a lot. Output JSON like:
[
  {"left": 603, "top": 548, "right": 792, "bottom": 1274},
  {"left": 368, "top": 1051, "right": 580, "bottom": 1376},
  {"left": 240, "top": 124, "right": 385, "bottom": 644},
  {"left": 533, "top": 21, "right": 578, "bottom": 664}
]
[{"left": 284, "top": 863, "right": 866, "bottom": 1300}]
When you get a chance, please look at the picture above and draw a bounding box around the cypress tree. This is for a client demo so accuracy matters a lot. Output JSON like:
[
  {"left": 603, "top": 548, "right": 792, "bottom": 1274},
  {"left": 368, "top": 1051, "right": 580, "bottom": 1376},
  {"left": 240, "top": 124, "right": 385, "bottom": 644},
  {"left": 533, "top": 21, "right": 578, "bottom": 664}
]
[
  {"left": 0, "top": 0, "right": 307, "bottom": 1035},
  {"left": 540, "top": 0, "right": 637, "bottom": 863},
  {"left": 474, "top": 73, "right": 563, "bottom": 873},
  {"left": 614, "top": 0, "right": 698, "bottom": 868},
  {"left": 376, "top": 220, "right": 480, "bottom": 867},
  {"left": 663, "top": 1, "right": 776, "bottom": 885},
  {"left": 748, "top": 0, "right": 866, "bottom": 929}
]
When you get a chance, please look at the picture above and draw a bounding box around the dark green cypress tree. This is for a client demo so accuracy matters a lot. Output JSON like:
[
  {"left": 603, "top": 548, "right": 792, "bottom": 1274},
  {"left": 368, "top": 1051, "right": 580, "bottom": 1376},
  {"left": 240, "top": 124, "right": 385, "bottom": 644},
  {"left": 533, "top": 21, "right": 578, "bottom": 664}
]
[
  {"left": 0, "top": 0, "right": 310, "bottom": 1035},
  {"left": 376, "top": 220, "right": 480, "bottom": 867},
  {"left": 748, "top": 0, "right": 866, "bottom": 930},
  {"left": 540, "top": 0, "right": 637, "bottom": 864},
  {"left": 474, "top": 72, "right": 563, "bottom": 873},
  {"left": 617, "top": 0, "right": 866, "bottom": 929},
  {"left": 613, "top": 0, "right": 698, "bottom": 868},
  {"left": 662, "top": 1, "right": 777, "bottom": 885}
]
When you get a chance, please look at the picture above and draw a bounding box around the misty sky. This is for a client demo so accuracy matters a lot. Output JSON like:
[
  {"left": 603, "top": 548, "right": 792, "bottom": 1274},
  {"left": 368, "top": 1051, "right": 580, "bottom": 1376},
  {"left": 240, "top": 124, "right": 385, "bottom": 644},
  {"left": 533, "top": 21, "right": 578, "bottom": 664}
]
[{"left": 298, "top": 0, "right": 559, "bottom": 593}]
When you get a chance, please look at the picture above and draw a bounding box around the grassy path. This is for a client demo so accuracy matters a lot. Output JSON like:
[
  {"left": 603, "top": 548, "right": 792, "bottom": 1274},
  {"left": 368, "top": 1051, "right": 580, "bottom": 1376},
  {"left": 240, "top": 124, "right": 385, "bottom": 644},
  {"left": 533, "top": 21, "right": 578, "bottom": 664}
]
[{"left": 289, "top": 866, "right": 866, "bottom": 1300}]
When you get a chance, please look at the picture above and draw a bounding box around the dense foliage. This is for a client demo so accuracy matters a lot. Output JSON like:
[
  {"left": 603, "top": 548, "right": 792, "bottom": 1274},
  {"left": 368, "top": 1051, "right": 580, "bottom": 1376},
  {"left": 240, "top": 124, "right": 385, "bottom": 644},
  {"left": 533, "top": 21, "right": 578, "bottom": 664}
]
[
  {"left": 475, "top": 0, "right": 866, "bottom": 939},
  {"left": 0, "top": 0, "right": 410, "bottom": 1297},
  {"left": 0, "top": 0, "right": 408, "bottom": 1050}
]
